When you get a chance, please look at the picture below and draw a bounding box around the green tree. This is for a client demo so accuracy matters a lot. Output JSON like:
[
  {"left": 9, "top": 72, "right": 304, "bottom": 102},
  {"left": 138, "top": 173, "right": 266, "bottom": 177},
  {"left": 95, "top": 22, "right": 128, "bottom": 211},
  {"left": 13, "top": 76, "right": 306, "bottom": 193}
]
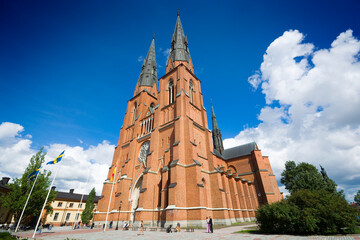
[
  {"left": 257, "top": 189, "right": 357, "bottom": 234},
  {"left": 81, "top": 188, "right": 96, "bottom": 224},
  {"left": 280, "top": 161, "right": 338, "bottom": 194},
  {"left": 355, "top": 190, "right": 360, "bottom": 205},
  {"left": 0, "top": 148, "right": 57, "bottom": 227}
]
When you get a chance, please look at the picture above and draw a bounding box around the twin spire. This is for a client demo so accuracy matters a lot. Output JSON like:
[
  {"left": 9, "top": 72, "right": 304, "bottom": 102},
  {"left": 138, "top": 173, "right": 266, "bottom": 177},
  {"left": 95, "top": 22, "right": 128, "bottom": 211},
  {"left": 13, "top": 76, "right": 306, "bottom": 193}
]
[
  {"left": 137, "top": 12, "right": 192, "bottom": 88},
  {"left": 136, "top": 14, "right": 224, "bottom": 154},
  {"left": 137, "top": 36, "right": 157, "bottom": 88}
]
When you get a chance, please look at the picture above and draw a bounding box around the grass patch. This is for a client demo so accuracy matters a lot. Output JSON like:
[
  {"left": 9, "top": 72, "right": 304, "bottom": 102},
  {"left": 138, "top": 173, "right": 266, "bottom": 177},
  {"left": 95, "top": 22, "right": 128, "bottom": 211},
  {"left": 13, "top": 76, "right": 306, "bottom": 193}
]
[{"left": 234, "top": 229, "right": 261, "bottom": 234}]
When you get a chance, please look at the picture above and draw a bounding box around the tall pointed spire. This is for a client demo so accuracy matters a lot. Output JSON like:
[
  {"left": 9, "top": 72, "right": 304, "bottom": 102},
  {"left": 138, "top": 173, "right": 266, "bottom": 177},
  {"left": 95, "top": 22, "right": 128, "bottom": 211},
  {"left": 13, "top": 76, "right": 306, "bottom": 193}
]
[
  {"left": 212, "top": 103, "right": 224, "bottom": 154},
  {"left": 166, "top": 12, "right": 193, "bottom": 71},
  {"left": 137, "top": 37, "right": 157, "bottom": 87}
]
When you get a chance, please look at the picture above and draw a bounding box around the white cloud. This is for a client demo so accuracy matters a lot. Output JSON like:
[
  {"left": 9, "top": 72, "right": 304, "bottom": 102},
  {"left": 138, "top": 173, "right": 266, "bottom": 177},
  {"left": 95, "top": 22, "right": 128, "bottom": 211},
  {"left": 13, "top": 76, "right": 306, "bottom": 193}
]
[
  {"left": 0, "top": 122, "right": 115, "bottom": 196},
  {"left": 137, "top": 56, "right": 144, "bottom": 62},
  {"left": 162, "top": 48, "right": 170, "bottom": 57},
  {"left": 224, "top": 29, "right": 360, "bottom": 201}
]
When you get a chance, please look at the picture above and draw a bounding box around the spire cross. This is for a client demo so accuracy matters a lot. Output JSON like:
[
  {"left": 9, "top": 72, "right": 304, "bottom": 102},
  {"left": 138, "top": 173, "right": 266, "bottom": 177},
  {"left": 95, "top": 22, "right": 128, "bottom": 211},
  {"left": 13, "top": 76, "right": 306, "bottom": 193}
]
[{"left": 177, "top": 9, "right": 180, "bottom": 16}]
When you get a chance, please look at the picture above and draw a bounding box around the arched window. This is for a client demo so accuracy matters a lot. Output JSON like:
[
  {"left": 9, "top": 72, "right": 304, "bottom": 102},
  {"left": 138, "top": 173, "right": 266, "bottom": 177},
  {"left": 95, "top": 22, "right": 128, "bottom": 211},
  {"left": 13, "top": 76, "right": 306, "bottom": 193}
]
[
  {"left": 168, "top": 80, "right": 174, "bottom": 104},
  {"left": 132, "top": 102, "right": 137, "bottom": 124},
  {"left": 189, "top": 80, "right": 194, "bottom": 104}
]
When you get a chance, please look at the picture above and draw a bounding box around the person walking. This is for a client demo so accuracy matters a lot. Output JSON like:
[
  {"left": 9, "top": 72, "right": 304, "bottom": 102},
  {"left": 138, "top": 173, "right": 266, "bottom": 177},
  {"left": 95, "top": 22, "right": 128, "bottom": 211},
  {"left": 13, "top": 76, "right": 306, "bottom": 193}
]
[
  {"left": 137, "top": 220, "right": 144, "bottom": 235},
  {"left": 206, "top": 217, "right": 209, "bottom": 233},
  {"left": 209, "top": 216, "right": 213, "bottom": 233}
]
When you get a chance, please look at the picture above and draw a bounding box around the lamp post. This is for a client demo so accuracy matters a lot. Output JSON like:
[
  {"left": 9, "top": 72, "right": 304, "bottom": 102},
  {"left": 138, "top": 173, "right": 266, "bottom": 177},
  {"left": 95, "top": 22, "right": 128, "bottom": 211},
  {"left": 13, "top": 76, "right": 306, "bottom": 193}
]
[{"left": 115, "top": 201, "right": 122, "bottom": 230}]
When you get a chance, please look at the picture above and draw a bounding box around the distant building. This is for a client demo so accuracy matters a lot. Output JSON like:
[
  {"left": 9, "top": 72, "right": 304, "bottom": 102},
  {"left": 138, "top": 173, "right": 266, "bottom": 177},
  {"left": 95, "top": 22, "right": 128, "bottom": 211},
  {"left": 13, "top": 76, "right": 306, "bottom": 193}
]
[
  {"left": 0, "top": 177, "right": 12, "bottom": 224},
  {"left": 94, "top": 13, "right": 283, "bottom": 227},
  {"left": 46, "top": 188, "right": 101, "bottom": 226}
]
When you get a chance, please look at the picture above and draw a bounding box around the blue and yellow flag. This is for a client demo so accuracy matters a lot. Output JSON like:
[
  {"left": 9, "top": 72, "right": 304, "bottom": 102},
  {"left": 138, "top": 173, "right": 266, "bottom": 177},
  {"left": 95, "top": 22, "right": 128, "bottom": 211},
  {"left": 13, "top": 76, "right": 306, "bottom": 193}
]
[
  {"left": 28, "top": 166, "right": 41, "bottom": 181},
  {"left": 46, "top": 150, "right": 65, "bottom": 165}
]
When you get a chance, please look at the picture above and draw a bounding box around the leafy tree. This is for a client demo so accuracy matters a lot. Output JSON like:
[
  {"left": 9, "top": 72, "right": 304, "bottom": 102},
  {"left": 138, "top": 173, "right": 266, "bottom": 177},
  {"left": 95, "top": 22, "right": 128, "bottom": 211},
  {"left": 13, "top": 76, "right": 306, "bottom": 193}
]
[
  {"left": 354, "top": 190, "right": 360, "bottom": 205},
  {"left": 81, "top": 188, "right": 96, "bottom": 224},
  {"left": 0, "top": 148, "right": 57, "bottom": 227},
  {"left": 257, "top": 189, "right": 357, "bottom": 234},
  {"left": 280, "top": 161, "right": 338, "bottom": 194}
]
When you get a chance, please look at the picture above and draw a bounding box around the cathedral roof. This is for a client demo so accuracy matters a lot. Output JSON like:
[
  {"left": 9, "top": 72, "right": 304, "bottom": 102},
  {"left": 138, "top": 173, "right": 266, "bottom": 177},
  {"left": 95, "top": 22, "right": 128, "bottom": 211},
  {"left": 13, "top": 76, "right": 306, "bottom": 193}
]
[
  {"left": 168, "top": 13, "right": 192, "bottom": 63},
  {"left": 216, "top": 142, "right": 259, "bottom": 160},
  {"left": 137, "top": 37, "right": 157, "bottom": 87}
]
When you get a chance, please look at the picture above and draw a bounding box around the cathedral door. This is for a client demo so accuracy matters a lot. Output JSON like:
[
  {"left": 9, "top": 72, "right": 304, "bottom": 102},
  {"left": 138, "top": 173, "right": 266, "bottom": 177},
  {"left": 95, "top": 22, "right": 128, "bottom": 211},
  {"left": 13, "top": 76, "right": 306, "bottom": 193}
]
[{"left": 130, "top": 176, "right": 143, "bottom": 223}]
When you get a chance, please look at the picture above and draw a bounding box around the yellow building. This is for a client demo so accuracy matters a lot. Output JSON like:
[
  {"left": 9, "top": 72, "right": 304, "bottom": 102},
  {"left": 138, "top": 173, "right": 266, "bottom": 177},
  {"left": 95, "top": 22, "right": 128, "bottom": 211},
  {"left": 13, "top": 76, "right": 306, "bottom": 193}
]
[{"left": 46, "top": 188, "right": 100, "bottom": 226}]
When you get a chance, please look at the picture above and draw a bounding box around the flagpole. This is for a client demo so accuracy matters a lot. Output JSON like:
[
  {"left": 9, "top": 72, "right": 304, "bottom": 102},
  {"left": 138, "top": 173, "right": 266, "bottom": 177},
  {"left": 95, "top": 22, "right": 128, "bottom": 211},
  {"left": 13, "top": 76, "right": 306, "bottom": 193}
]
[
  {"left": 15, "top": 171, "right": 40, "bottom": 233},
  {"left": 32, "top": 165, "right": 60, "bottom": 238},
  {"left": 72, "top": 171, "right": 90, "bottom": 230},
  {"left": 103, "top": 167, "right": 117, "bottom": 232}
]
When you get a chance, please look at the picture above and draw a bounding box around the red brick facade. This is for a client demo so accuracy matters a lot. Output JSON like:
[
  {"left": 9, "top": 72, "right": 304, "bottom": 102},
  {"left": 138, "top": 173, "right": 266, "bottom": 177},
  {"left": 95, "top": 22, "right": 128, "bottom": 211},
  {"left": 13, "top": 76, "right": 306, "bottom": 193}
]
[{"left": 94, "top": 15, "right": 282, "bottom": 227}]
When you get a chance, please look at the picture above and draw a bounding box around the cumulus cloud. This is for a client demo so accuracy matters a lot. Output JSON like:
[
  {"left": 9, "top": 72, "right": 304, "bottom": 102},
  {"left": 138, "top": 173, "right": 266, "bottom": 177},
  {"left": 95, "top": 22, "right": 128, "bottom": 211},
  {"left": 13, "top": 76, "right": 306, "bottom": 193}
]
[
  {"left": 0, "top": 122, "right": 115, "bottom": 195},
  {"left": 224, "top": 29, "right": 360, "bottom": 201}
]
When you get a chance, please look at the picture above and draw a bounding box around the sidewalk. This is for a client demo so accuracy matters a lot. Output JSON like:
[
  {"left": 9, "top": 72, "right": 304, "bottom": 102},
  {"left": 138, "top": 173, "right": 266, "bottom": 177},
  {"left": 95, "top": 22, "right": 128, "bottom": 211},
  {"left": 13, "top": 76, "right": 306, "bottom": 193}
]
[{"left": 11, "top": 224, "right": 360, "bottom": 240}]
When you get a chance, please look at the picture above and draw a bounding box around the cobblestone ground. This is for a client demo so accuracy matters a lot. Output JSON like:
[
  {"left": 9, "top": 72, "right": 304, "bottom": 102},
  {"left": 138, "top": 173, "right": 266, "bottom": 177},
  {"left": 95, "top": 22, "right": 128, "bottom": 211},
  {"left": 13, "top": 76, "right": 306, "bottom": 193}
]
[{"left": 7, "top": 225, "right": 360, "bottom": 240}]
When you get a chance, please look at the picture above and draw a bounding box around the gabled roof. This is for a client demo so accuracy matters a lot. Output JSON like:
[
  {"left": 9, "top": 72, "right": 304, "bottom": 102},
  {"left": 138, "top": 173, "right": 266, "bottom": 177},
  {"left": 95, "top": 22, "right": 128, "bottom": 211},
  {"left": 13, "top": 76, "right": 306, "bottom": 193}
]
[
  {"left": 221, "top": 142, "right": 259, "bottom": 160},
  {"left": 56, "top": 191, "right": 101, "bottom": 203}
]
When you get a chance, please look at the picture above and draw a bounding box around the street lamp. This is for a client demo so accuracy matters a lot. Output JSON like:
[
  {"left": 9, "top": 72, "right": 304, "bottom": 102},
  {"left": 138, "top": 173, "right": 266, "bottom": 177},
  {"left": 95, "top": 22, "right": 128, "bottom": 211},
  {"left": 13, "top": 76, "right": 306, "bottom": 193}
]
[{"left": 115, "top": 201, "right": 122, "bottom": 230}]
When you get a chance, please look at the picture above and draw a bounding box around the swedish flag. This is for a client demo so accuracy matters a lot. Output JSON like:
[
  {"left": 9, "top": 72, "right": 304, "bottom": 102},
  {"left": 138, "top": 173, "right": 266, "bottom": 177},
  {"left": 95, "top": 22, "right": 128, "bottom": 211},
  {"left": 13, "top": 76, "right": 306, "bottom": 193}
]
[
  {"left": 28, "top": 166, "right": 41, "bottom": 181},
  {"left": 46, "top": 150, "right": 65, "bottom": 165}
]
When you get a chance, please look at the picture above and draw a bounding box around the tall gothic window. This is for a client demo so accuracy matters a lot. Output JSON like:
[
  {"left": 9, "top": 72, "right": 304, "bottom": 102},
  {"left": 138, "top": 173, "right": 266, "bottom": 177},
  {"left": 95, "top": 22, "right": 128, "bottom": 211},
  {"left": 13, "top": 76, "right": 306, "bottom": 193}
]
[
  {"left": 189, "top": 80, "right": 194, "bottom": 104},
  {"left": 168, "top": 80, "right": 174, "bottom": 104},
  {"left": 132, "top": 102, "right": 137, "bottom": 124}
]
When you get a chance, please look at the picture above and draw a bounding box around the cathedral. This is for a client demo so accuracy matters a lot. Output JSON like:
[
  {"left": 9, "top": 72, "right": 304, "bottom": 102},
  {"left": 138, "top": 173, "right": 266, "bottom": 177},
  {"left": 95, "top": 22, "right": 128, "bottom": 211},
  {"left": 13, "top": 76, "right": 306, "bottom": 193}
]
[{"left": 94, "top": 13, "right": 282, "bottom": 227}]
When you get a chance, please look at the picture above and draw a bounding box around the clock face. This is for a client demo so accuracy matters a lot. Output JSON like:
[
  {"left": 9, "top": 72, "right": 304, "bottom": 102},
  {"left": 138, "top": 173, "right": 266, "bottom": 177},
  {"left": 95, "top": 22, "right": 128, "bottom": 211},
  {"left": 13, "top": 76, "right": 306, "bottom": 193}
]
[{"left": 138, "top": 141, "right": 150, "bottom": 165}]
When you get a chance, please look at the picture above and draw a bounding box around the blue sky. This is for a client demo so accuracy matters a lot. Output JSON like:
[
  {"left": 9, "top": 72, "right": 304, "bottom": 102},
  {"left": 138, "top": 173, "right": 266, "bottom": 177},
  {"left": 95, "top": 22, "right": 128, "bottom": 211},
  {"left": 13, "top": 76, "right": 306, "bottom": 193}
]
[{"left": 1, "top": 0, "right": 360, "bottom": 199}]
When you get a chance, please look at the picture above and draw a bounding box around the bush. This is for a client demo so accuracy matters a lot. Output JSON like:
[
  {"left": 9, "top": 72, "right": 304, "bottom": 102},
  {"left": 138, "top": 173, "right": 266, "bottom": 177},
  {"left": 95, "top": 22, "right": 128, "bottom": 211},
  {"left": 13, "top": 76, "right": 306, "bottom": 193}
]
[
  {"left": 0, "top": 232, "right": 17, "bottom": 240},
  {"left": 256, "top": 189, "right": 357, "bottom": 235}
]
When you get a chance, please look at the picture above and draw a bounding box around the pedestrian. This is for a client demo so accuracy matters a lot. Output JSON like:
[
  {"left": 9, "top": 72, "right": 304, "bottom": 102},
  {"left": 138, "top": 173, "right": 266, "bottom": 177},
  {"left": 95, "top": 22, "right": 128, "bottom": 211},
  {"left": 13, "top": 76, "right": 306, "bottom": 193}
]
[
  {"left": 176, "top": 222, "right": 181, "bottom": 232},
  {"left": 206, "top": 217, "right": 209, "bottom": 233},
  {"left": 209, "top": 216, "right": 213, "bottom": 233},
  {"left": 137, "top": 220, "right": 144, "bottom": 235},
  {"left": 91, "top": 222, "right": 94, "bottom": 229},
  {"left": 109, "top": 221, "right": 113, "bottom": 229}
]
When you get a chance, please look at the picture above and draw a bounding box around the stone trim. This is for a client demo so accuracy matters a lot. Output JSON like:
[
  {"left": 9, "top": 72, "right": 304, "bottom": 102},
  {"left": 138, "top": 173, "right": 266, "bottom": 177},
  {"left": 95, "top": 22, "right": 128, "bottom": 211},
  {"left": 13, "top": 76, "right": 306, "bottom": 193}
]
[
  {"left": 158, "top": 122, "right": 174, "bottom": 132},
  {"left": 126, "top": 124, "right": 134, "bottom": 130},
  {"left": 197, "top": 154, "right": 208, "bottom": 160},
  {"left": 137, "top": 133, "right": 151, "bottom": 142},
  {"left": 237, "top": 169, "right": 269, "bottom": 177},
  {"left": 190, "top": 140, "right": 197, "bottom": 146},
  {"left": 266, "top": 192, "right": 275, "bottom": 195},
  {"left": 201, "top": 169, "right": 218, "bottom": 174},
  {"left": 121, "top": 143, "right": 130, "bottom": 148}
]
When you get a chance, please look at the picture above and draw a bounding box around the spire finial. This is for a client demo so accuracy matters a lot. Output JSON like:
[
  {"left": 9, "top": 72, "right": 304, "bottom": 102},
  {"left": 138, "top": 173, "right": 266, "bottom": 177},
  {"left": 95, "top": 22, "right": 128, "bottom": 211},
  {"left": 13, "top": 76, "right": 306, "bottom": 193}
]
[
  {"left": 153, "top": 32, "right": 155, "bottom": 39},
  {"left": 177, "top": 9, "right": 180, "bottom": 16}
]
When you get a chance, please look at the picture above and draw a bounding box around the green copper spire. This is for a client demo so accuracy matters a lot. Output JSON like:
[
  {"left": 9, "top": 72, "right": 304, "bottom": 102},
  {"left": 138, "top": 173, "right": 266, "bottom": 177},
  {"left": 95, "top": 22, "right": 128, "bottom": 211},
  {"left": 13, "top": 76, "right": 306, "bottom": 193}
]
[
  {"left": 137, "top": 37, "right": 157, "bottom": 87},
  {"left": 168, "top": 13, "right": 191, "bottom": 63},
  {"left": 212, "top": 103, "right": 224, "bottom": 154}
]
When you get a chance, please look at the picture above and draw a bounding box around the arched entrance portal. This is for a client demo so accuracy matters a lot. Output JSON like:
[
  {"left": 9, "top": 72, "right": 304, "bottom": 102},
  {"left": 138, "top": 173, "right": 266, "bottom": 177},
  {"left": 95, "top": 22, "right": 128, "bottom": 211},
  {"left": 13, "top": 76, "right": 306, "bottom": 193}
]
[{"left": 130, "top": 176, "right": 143, "bottom": 223}]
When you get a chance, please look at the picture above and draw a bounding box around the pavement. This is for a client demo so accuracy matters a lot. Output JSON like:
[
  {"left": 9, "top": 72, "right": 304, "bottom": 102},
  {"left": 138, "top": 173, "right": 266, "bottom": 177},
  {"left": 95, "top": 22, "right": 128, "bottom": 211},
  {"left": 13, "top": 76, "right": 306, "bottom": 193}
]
[{"left": 5, "top": 224, "right": 360, "bottom": 240}]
